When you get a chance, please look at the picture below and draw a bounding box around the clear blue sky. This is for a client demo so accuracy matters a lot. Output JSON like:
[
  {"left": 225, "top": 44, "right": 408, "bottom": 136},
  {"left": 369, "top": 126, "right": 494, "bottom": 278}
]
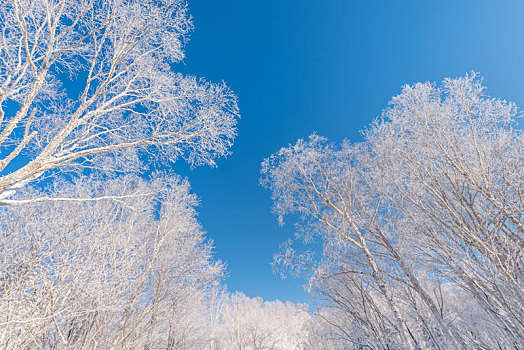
[{"left": 174, "top": 0, "right": 524, "bottom": 304}]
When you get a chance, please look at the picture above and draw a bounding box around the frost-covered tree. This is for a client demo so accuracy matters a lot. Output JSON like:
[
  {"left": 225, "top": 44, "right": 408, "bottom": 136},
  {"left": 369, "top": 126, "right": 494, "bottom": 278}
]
[
  {"left": 0, "top": 174, "right": 222, "bottom": 349},
  {"left": 208, "top": 292, "right": 312, "bottom": 350},
  {"left": 0, "top": 1, "right": 242, "bottom": 348},
  {"left": 262, "top": 74, "right": 523, "bottom": 348},
  {"left": 0, "top": 0, "right": 239, "bottom": 203},
  {"left": 366, "top": 74, "right": 523, "bottom": 344}
]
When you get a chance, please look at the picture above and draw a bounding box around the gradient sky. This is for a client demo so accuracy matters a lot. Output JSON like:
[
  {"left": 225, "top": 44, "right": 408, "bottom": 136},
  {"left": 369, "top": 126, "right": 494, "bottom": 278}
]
[{"left": 173, "top": 0, "right": 524, "bottom": 304}]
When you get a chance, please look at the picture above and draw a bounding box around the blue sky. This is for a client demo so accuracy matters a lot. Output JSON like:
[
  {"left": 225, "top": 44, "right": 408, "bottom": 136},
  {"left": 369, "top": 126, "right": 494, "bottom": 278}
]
[{"left": 174, "top": 0, "right": 524, "bottom": 304}]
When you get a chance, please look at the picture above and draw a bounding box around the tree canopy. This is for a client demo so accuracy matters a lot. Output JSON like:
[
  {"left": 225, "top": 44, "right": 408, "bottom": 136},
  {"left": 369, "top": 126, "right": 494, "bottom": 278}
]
[{"left": 262, "top": 74, "right": 524, "bottom": 348}]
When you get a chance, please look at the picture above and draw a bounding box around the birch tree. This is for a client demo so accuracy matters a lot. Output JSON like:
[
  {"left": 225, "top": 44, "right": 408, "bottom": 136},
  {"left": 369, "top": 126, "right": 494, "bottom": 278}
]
[
  {"left": 0, "top": 174, "right": 222, "bottom": 349},
  {"left": 0, "top": 1, "right": 240, "bottom": 348},
  {"left": 366, "top": 74, "right": 524, "bottom": 345},
  {"left": 262, "top": 136, "right": 449, "bottom": 349},
  {"left": 0, "top": 0, "right": 239, "bottom": 203},
  {"left": 262, "top": 74, "right": 523, "bottom": 348}
]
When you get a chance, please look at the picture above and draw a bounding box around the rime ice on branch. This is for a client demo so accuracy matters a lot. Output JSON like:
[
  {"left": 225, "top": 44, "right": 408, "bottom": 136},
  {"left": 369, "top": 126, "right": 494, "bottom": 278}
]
[{"left": 0, "top": 0, "right": 239, "bottom": 203}]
